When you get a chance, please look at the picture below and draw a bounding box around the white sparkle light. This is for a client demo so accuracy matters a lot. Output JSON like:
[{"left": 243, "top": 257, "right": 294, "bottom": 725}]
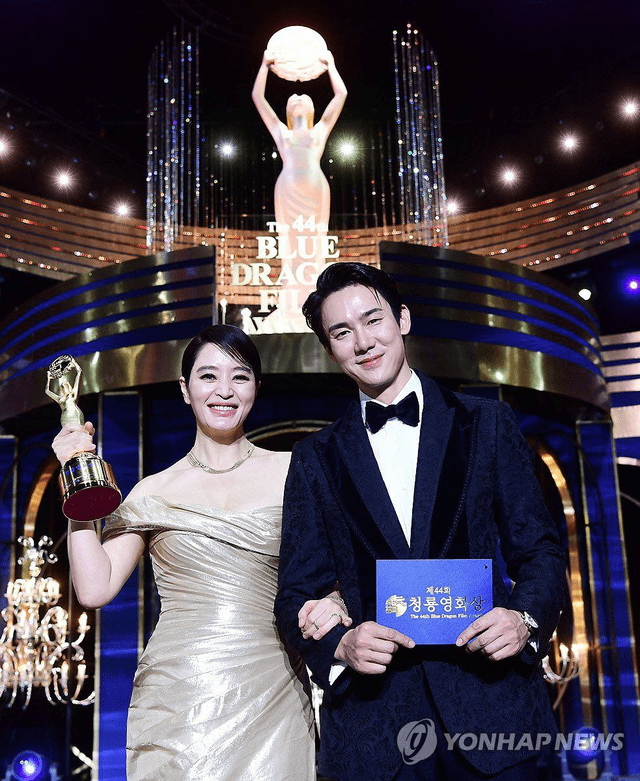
[
  {"left": 501, "top": 168, "right": 518, "bottom": 185},
  {"left": 56, "top": 171, "right": 73, "bottom": 188},
  {"left": 339, "top": 141, "right": 356, "bottom": 158},
  {"left": 561, "top": 134, "right": 579, "bottom": 152}
]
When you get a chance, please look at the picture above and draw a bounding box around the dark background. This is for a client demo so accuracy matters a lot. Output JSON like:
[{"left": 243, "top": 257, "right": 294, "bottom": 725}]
[{"left": 0, "top": 0, "right": 638, "bottom": 216}]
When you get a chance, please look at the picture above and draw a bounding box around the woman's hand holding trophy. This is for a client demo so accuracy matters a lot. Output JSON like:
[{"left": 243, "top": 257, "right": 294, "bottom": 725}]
[{"left": 46, "top": 355, "right": 121, "bottom": 522}]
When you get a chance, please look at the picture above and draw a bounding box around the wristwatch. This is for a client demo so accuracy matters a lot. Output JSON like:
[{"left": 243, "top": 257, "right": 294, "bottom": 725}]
[{"left": 515, "top": 610, "right": 538, "bottom": 637}]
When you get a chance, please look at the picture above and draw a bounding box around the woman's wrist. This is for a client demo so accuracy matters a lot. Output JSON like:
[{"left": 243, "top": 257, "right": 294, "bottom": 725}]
[
  {"left": 327, "top": 594, "right": 348, "bottom": 613},
  {"left": 69, "top": 519, "right": 97, "bottom": 531}
]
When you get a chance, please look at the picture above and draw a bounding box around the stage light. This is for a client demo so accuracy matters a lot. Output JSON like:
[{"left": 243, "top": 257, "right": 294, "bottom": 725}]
[
  {"left": 621, "top": 99, "right": 638, "bottom": 118},
  {"left": 500, "top": 168, "right": 518, "bottom": 185},
  {"left": 115, "top": 202, "right": 131, "bottom": 216},
  {"left": 625, "top": 277, "right": 640, "bottom": 294},
  {"left": 10, "top": 751, "right": 46, "bottom": 780},
  {"left": 55, "top": 171, "right": 73, "bottom": 189},
  {"left": 338, "top": 141, "right": 356, "bottom": 158},
  {"left": 561, "top": 134, "right": 578, "bottom": 152},
  {"left": 0, "top": 137, "right": 9, "bottom": 157},
  {"left": 446, "top": 199, "right": 461, "bottom": 215},
  {"left": 220, "top": 143, "right": 235, "bottom": 157},
  {"left": 578, "top": 288, "right": 592, "bottom": 301}
]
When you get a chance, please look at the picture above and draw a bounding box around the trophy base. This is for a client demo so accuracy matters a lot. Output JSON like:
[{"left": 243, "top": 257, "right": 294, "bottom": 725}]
[{"left": 59, "top": 453, "right": 122, "bottom": 522}]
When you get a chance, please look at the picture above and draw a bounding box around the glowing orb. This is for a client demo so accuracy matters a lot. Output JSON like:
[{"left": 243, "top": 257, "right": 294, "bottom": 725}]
[{"left": 267, "top": 26, "right": 328, "bottom": 82}]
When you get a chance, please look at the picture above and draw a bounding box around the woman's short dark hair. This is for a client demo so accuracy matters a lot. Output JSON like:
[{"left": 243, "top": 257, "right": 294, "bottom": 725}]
[
  {"left": 181, "top": 325, "right": 262, "bottom": 384},
  {"left": 302, "top": 262, "right": 404, "bottom": 350}
]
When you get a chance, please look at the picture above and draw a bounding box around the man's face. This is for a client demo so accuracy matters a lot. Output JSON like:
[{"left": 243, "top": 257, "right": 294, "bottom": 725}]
[{"left": 321, "top": 284, "right": 411, "bottom": 401}]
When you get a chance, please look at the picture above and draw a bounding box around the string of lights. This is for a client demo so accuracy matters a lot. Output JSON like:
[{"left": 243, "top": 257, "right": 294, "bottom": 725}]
[
  {"left": 0, "top": 22, "right": 638, "bottom": 246},
  {"left": 393, "top": 24, "right": 447, "bottom": 246},
  {"left": 146, "top": 26, "right": 201, "bottom": 252},
  {"left": 0, "top": 93, "right": 637, "bottom": 232},
  {"left": 1, "top": 159, "right": 637, "bottom": 287}
]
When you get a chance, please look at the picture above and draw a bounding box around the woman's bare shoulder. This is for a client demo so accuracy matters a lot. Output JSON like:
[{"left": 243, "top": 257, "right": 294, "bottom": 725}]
[
  {"left": 125, "top": 458, "right": 190, "bottom": 502},
  {"left": 253, "top": 447, "right": 291, "bottom": 466},
  {"left": 249, "top": 448, "right": 291, "bottom": 480}
]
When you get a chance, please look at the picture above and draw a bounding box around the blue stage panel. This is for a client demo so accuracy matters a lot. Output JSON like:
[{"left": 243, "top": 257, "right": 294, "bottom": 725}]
[
  {"left": 0, "top": 436, "right": 17, "bottom": 596},
  {"left": 577, "top": 420, "right": 640, "bottom": 775},
  {"left": 97, "top": 392, "right": 143, "bottom": 780}
]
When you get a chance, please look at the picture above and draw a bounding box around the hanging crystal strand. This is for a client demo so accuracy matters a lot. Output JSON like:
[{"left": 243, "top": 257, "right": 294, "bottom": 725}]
[
  {"left": 377, "top": 126, "right": 386, "bottom": 229},
  {"left": 421, "top": 39, "right": 433, "bottom": 244},
  {"left": 147, "top": 27, "right": 202, "bottom": 252},
  {"left": 165, "top": 35, "right": 172, "bottom": 251},
  {"left": 146, "top": 48, "right": 158, "bottom": 252},
  {"left": 185, "top": 30, "right": 191, "bottom": 233},
  {"left": 171, "top": 29, "right": 179, "bottom": 249},
  {"left": 426, "top": 42, "right": 438, "bottom": 245},
  {"left": 405, "top": 26, "right": 416, "bottom": 235},
  {"left": 162, "top": 39, "right": 171, "bottom": 251},
  {"left": 402, "top": 30, "right": 411, "bottom": 232},
  {"left": 369, "top": 129, "right": 378, "bottom": 230},
  {"left": 393, "top": 24, "right": 447, "bottom": 247},
  {"left": 194, "top": 28, "right": 201, "bottom": 230},
  {"left": 392, "top": 29, "right": 405, "bottom": 238},
  {"left": 416, "top": 31, "right": 429, "bottom": 244},
  {"left": 431, "top": 47, "right": 447, "bottom": 246},
  {"left": 404, "top": 29, "right": 414, "bottom": 231},
  {"left": 386, "top": 121, "right": 397, "bottom": 229},
  {"left": 179, "top": 27, "right": 185, "bottom": 239}
]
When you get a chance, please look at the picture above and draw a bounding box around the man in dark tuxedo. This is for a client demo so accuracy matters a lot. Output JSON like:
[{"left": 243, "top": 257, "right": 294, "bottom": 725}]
[{"left": 274, "top": 262, "right": 565, "bottom": 780}]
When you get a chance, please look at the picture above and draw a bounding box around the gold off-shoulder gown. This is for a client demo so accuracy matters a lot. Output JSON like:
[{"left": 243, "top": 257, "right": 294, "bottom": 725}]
[{"left": 103, "top": 495, "right": 315, "bottom": 781}]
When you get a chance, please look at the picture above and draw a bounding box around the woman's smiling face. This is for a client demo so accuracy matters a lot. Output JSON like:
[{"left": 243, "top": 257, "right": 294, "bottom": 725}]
[{"left": 180, "top": 343, "right": 257, "bottom": 435}]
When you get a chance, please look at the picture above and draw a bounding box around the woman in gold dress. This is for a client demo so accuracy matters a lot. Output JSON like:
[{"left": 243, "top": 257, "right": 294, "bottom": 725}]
[{"left": 53, "top": 325, "right": 350, "bottom": 780}]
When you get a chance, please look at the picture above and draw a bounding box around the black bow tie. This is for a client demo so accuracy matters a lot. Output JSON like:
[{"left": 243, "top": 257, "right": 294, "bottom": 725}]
[{"left": 365, "top": 391, "right": 420, "bottom": 434}]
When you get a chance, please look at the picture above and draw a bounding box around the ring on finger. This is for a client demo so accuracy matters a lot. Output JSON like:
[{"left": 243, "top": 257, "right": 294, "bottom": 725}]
[
  {"left": 330, "top": 612, "right": 343, "bottom": 624},
  {"left": 312, "top": 621, "right": 320, "bottom": 631}
]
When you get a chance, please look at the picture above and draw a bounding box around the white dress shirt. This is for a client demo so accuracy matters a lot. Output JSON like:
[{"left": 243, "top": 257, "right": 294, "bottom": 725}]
[{"left": 359, "top": 370, "right": 423, "bottom": 546}]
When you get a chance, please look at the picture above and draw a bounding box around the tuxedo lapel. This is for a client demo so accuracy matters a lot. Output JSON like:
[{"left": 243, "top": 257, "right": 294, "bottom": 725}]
[
  {"left": 319, "top": 401, "right": 411, "bottom": 560},
  {"left": 432, "top": 405, "right": 480, "bottom": 559},
  {"left": 409, "top": 376, "right": 454, "bottom": 558},
  {"left": 413, "top": 375, "right": 481, "bottom": 560}
]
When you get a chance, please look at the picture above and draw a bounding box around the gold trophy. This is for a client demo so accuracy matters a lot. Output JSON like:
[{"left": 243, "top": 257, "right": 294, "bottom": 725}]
[{"left": 46, "top": 355, "right": 121, "bottom": 522}]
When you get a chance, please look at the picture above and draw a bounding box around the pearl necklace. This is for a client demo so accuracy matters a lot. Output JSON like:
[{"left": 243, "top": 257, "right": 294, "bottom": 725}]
[{"left": 187, "top": 443, "right": 255, "bottom": 474}]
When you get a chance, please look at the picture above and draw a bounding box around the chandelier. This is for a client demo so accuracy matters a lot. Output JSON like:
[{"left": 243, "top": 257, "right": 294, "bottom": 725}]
[
  {"left": 0, "top": 536, "right": 94, "bottom": 709},
  {"left": 543, "top": 638, "right": 583, "bottom": 685}
]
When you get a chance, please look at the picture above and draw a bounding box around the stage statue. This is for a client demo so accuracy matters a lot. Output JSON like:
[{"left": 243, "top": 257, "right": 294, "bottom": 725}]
[{"left": 251, "top": 27, "right": 347, "bottom": 331}]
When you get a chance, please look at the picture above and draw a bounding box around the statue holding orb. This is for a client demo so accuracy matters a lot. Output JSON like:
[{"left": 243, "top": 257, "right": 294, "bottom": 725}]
[{"left": 252, "top": 26, "right": 347, "bottom": 330}]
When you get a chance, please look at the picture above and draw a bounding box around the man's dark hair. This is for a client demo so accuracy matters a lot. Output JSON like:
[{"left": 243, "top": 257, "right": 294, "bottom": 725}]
[
  {"left": 181, "top": 324, "right": 262, "bottom": 384},
  {"left": 302, "top": 262, "right": 404, "bottom": 350}
]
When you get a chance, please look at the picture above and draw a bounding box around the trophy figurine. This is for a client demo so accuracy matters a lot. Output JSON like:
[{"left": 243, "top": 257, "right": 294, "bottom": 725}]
[{"left": 46, "top": 355, "right": 121, "bottom": 522}]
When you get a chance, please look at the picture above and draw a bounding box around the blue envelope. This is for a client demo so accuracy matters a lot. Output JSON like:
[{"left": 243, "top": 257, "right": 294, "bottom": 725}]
[{"left": 376, "top": 559, "right": 493, "bottom": 644}]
